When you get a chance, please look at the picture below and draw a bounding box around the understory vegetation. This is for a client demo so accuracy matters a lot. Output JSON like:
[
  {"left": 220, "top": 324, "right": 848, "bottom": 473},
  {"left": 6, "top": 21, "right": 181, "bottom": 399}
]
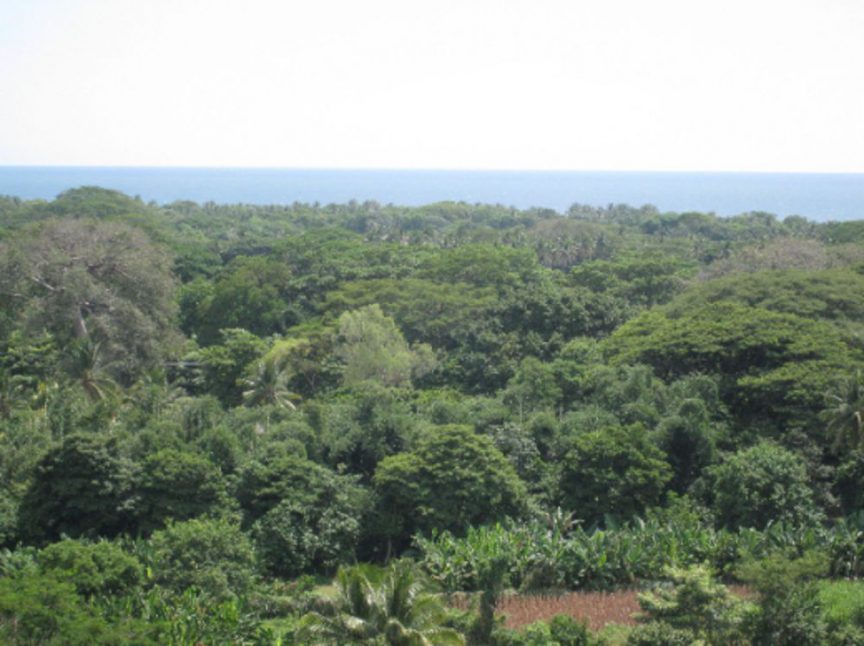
[{"left": 2, "top": 188, "right": 864, "bottom": 642}]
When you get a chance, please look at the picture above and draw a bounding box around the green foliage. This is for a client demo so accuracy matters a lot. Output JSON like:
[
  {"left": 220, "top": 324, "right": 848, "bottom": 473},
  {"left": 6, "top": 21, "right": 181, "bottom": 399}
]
[
  {"left": 818, "top": 579, "right": 864, "bottom": 637},
  {"left": 61, "top": 339, "right": 119, "bottom": 403},
  {"left": 823, "top": 370, "right": 864, "bottom": 452},
  {"left": 558, "top": 425, "right": 671, "bottom": 525},
  {"left": 7, "top": 189, "right": 864, "bottom": 642},
  {"left": 323, "top": 278, "right": 497, "bottom": 350},
  {"left": 417, "top": 516, "right": 844, "bottom": 593},
  {"left": 606, "top": 301, "right": 861, "bottom": 430},
  {"left": 654, "top": 400, "right": 717, "bottom": 493},
  {"left": 47, "top": 186, "right": 146, "bottom": 219},
  {"left": 96, "top": 586, "right": 272, "bottom": 645},
  {"left": 570, "top": 252, "right": 694, "bottom": 307},
  {"left": 834, "top": 451, "right": 864, "bottom": 514},
  {"left": 335, "top": 304, "right": 436, "bottom": 388},
  {"left": 135, "top": 448, "right": 228, "bottom": 534},
  {"left": 148, "top": 518, "right": 256, "bottom": 599},
  {"left": 502, "top": 357, "right": 562, "bottom": 420},
  {"left": 187, "top": 328, "right": 268, "bottom": 406},
  {"left": 254, "top": 497, "right": 362, "bottom": 578},
  {"left": 235, "top": 453, "right": 365, "bottom": 576},
  {"left": 241, "top": 356, "right": 300, "bottom": 410},
  {"left": 547, "top": 614, "right": 591, "bottom": 645},
  {"left": 18, "top": 433, "right": 136, "bottom": 544},
  {"left": 625, "top": 621, "right": 696, "bottom": 646},
  {"left": 493, "top": 615, "right": 590, "bottom": 646},
  {"left": 700, "top": 441, "right": 822, "bottom": 530},
  {"left": 736, "top": 552, "right": 828, "bottom": 645},
  {"left": 37, "top": 538, "right": 143, "bottom": 597},
  {"left": 192, "top": 255, "right": 295, "bottom": 343},
  {"left": 669, "top": 268, "right": 864, "bottom": 324},
  {"left": 237, "top": 454, "right": 364, "bottom": 525},
  {"left": 312, "top": 383, "right": 418, "bottom": 478},
  {"left": 0, "top": 218, "right": 181, "bottom": 383},
  {"left": 0, "top": 573, "right": 109, "bottom": 645},
  {"left": 0, "top": 330, "right": 58, "bottom": 394},
  {"left": 0, "top": 486, "right": 19, "bottom": 548},
  {"left": 297, "top": 560, "right": 465, "bottom": 645},
  {"left": 416, "top": 244, "right": 541, "bottom": 291},
  {"left": 373, "top": 425, "right": 527, "bottom": 547},
  {"left": 636, "top": 565, "right": 752, "bottom": 644}
]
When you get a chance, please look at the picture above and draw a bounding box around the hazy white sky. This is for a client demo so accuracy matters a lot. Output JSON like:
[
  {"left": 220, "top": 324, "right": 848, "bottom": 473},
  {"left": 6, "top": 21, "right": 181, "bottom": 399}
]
[{"left": 1, "top": 0, "right": 863, "bottom": 171}]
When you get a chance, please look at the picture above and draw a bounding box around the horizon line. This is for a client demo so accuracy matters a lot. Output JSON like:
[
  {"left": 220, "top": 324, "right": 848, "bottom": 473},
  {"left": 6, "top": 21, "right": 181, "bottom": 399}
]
[{"left": 1, "top": 164, "right": 864, "bottom": 176}]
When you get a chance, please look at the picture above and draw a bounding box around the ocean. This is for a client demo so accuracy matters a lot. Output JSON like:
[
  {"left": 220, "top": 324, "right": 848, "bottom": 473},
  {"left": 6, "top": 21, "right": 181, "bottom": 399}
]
[{"left": 0, "top": 167, "right": 862, "bottom": 221}]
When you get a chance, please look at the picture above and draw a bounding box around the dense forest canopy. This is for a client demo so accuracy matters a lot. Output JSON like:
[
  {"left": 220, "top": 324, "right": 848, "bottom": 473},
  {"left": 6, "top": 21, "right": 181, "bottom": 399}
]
[{"left": 3, "top": 186, "right": 864, "bottom": 643}]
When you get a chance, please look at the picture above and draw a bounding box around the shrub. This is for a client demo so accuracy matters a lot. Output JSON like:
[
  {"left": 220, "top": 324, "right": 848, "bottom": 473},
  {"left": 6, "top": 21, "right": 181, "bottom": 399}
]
[
  {"left": 253, "top": 498, "right": 360, "bottom": 577},
  {"left": 636, "top": 565, "right": 752, "bottom": 643},
  {"left": 148, "top": 518, "right": 255, "bottom": 599},
  {"left": 38, "top": 538, "right": 142, "bottom": 597},
  {"left": 737, "top": 552, "right": 828, "bottom": 646},
  {"left": 626, "top": 621, "right": 696, "bottom": 646},
  {"left": 0, "top": 573, "right": 108, "bottom": 645}
]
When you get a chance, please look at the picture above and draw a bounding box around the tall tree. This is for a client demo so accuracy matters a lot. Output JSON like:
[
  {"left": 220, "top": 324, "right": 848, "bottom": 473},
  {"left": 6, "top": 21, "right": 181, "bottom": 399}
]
[{"left": 0, "top": 219, "right": 181, "bottom": 383}]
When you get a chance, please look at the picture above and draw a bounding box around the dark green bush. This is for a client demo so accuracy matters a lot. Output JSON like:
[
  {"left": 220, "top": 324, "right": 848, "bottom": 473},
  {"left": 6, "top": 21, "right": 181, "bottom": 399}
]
[{"left": 38, "top": 538, "right": 142, "bottom": 597}]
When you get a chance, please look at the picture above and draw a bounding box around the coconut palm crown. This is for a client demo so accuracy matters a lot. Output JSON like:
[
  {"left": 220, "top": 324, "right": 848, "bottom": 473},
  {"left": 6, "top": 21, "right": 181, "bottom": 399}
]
[{"left": 296, "top": 561, "right": 464, "bottom": 645}]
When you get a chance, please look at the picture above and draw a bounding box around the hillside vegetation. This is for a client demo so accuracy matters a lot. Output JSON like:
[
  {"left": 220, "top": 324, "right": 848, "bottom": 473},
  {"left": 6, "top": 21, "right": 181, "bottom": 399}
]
[{"left": 2, "top": 187, "right": 864, "bottom": 643}]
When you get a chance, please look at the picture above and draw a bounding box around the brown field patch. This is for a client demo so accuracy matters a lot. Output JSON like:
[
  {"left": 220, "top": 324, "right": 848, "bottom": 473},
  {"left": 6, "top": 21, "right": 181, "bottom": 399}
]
[
  {"left": 496, "top": 590, "right": 641, "bottom": 630},
  {"left": 449, "top": 585, "right": 752, "bottom": 632}
]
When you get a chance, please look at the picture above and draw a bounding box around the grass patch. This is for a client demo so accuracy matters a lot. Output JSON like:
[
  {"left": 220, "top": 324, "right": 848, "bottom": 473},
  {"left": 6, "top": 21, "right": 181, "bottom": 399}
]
[{"left": 818, "top": 579, "right": 864, "bottom": 624}]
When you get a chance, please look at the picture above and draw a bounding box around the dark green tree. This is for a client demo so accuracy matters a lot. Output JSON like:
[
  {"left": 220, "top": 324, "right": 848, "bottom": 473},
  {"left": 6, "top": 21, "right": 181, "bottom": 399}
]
[
  {"left": 194, "top": 255, "right": 294, "bottom": 344},
  {"left": 187, "top": 328, "right": 267, "bottom": 407},
  {"left": 654, "top": 399, "right": 717, "bottom": 494},
  {"left": 558, "top": 425, "right": 671, "bottom": 525},
  {"left": 0, "top": 574, "right": 110, "bottom": 645},
  {"left": 700, "top": 442, "right": 822, "bottom": 530},
  {"left": 134, "top": 449, "right": 227, "bottom": 534},
  {"left": 736, "top": 552, "right": 828, "bottom": 646},
  {"left": 822, "top": 370, "right": 864, "bottom": 452},
  {"left": 18, "top": 434, "right": 136, "bottom": 543},
  {"left": 373, "top": 425, "right": 527, "bottom": 548},
  {"left": 253, "top": 497, "right": 362, "bottom": 578}
]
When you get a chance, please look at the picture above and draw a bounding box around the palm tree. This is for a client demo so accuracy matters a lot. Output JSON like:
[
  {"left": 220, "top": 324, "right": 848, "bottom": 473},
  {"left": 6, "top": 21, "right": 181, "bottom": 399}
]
[
  {"left": 240, "top": 357, "right": 299, "bottom": 410},
  {"left": 297, "top": 561, "right": 465, "bottom": 645},
  {"left": 64, "top": 339, "right": 117, "bottom": 402},
  {"left": 824, "top": 371, "right": 864, "bottom": 452}
]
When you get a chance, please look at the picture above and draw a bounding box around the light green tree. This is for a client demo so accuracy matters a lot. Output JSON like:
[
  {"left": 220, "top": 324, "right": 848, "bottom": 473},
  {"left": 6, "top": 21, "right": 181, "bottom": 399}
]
[{"left": 335, "top": 304, "right": 435, "bottom": 388}]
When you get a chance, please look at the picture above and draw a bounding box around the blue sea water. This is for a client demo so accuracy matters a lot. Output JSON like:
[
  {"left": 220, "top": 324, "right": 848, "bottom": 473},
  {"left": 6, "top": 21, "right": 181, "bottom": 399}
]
[{"left": 0, "top": 167, "right": 862, "bottom": 221}]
